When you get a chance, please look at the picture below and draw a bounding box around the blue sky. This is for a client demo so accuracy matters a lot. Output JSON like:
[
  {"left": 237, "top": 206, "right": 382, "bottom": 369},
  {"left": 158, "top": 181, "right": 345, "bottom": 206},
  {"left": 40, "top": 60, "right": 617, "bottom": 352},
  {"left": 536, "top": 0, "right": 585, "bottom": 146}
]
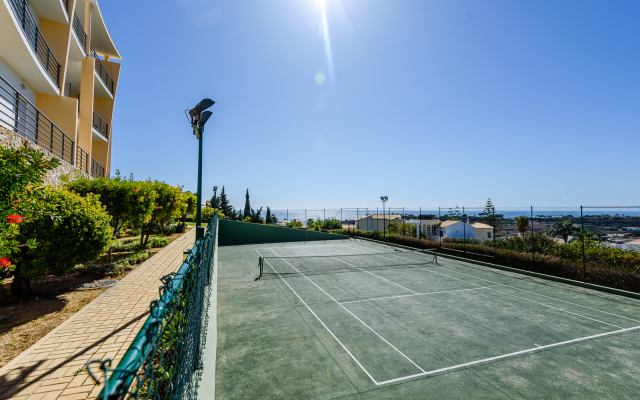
[{"left": 104, "top": 0, "right": 640, "bottom": 210}]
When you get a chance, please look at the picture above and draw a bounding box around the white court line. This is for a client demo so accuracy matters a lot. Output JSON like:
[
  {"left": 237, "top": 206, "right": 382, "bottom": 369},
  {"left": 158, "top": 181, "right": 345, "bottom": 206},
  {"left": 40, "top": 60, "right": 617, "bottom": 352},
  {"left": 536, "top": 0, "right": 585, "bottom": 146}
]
[
  {"left": 331, "top": 257, "right": 418, "bottom": 294},
  {"left": 268, "top": 247, "right": 426, "bottom": 376},
  {"left": 346, "top": 245, "right": 623, "bottom": 329},
  {"left": 349, "top": 242, "right": 640, "bottom": 324},
  {"left": 339, "top": 287, "right": 487, "bottom": 305},
  {"left": 254, "top": 249, "right": 380, "bottom": 385},
  {"left": 375, "top": 324, "right": 640, "bottom": 386}
]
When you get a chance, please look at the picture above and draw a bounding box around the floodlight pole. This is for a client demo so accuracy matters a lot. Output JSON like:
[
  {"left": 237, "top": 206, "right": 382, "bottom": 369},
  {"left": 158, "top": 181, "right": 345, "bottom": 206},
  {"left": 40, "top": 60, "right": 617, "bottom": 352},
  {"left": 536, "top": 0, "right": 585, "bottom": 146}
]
[{"left": 195, "top": 126, "right": 204, "bottom": 239}]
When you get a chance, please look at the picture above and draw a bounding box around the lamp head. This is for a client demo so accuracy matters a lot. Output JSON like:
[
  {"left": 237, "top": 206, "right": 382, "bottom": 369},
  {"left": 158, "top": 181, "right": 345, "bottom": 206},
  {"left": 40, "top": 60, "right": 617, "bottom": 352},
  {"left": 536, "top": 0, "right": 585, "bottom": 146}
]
[
  {"left": 188, "top": 98, "right": 215, "bottom": 125},
  {"left": 214, "top": 186, "right": 218, "bottom": 191},
  {"left": 198, "top": 111, "right": 213, "bottom": 128}
]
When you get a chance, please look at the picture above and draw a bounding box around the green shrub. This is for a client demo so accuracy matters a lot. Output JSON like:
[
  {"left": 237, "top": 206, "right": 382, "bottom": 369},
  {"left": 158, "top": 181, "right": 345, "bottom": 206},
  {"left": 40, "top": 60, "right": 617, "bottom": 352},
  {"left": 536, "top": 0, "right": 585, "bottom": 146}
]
[
  {"left": 149, "top": 237, "right": 170, "bottom": 248},
  {"left": 14, "top": 188, "right": 112, "bottom": 294},
  {"left": 112, "top": 239, "right": 142, "bottom": 252}
]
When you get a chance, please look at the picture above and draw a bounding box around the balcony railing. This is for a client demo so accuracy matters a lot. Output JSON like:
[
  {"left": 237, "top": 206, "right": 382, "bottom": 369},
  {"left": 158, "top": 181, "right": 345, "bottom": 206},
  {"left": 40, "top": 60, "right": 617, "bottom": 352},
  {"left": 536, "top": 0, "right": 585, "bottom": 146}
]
[
  {"left": 91, "top": 157, "right": 105, "bottom": 178},
  {"left": 72, "top": 11, "right": 87, "bottom": 51},
  {"left": 92, "top": 111, "right": 109, "bottom": 138},
  {"left": 63, "top": 0, "right": 69, "bottom": 18},
  {"left": 90, "top": 45, "right": 114, "bottom": 95},
  {"left": 0, "top": 75, "right": 74, "bottom": 164},
  {"left": 7, "top": 0, "right": 61, "bottom": 88},
  {"left": 64, "top": 77, "right": 79, "bottom": 100},
  {"left": 77, "top": 145, "right": 89, "bottom": 173}
]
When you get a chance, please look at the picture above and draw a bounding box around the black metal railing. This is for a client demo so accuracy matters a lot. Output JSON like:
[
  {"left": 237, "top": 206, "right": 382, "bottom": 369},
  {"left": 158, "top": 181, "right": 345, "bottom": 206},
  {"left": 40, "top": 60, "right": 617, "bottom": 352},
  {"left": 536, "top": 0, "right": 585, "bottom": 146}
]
[
  {"left": 72, "top": 11, "right": 87, "bottom": 51},
  {"left": 0, "top": 75, "right": 74, "bottom": 164},
  {"left": 63, "top": 0, "right": 69, "bottom": 18},
  {"left": 92, "top": 111, "right": 109, "bottom": 139},
  {"left": 76, "top": 145, "right": 89, "bottom": 173},
  {"left": 8, "top": 0, "right": 61, "bottom": 88},
  {"left": 64, "top": 77, "right": 79, "bottom": 100},
  {"left": 91, "top": 157, "right": 105, "bottom": 178},
  {"left": 90, "top": 45, "right": 114, "bottom": 95}
]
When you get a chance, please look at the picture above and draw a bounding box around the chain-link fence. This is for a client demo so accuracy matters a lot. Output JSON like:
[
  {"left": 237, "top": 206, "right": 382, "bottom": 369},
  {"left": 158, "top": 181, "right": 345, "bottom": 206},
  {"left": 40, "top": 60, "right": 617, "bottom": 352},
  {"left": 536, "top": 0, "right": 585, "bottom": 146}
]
[
  {"left": 87, "top": 214, "right": 217, "bottom": 399},
  {"left": 270, "top": 206, "right": 640, "bottom": 293}
]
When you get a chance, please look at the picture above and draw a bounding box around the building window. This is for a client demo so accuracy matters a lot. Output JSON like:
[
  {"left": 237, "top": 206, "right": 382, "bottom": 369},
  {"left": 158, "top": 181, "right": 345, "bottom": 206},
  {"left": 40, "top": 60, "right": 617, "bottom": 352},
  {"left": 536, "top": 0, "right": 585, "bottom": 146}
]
[{"left": 488, "top": 232, "right": 492, "bottom": 238}]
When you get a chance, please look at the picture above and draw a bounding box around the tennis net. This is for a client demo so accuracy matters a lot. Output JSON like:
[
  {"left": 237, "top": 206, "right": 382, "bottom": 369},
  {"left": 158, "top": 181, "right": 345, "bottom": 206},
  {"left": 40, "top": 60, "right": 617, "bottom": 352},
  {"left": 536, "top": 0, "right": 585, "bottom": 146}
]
[{"left": 258, "top": 248, "right": 437, "bottom": 279}]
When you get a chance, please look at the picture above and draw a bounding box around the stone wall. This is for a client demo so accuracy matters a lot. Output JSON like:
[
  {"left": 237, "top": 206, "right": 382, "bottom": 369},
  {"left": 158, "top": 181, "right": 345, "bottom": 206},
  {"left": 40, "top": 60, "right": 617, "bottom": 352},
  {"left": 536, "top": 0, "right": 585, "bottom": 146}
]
[{"left": 0, "top": 126, "right": 89, "bottom": 188}]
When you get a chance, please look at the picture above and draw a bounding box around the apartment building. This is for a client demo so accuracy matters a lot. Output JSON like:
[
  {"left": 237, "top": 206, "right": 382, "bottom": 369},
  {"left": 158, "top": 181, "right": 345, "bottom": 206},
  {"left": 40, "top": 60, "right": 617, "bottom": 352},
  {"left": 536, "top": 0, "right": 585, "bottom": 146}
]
[{"left": 0, "top": 0, "right": 121, "bottom": 177}]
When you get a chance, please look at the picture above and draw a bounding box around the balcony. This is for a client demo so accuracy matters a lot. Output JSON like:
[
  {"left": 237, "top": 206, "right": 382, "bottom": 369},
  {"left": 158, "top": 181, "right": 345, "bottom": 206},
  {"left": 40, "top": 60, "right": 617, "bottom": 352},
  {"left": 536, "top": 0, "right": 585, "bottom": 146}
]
[
  {"left": 64, "top": 77, "right": 79, "bottom": 111},
  {"left": 72, "top": 11, "right": 86, "bottom": 52},
  {"left": 7, "top": 0, "right": 61, "bottom": 88},
  {"left": 76, "top": 145, "right": 89, "bottom": 173},
  {"left": 92, "top": 111, "right": 108, "bottom": 140},
  {"left": 90, "top": 44, "right": 114, "bottom": 96},
  {"left": 91, "top": 157, "right": 105, "bottom": 178},
  {"left": 0, "top": 74, "right": 74, "bottom": 164}
]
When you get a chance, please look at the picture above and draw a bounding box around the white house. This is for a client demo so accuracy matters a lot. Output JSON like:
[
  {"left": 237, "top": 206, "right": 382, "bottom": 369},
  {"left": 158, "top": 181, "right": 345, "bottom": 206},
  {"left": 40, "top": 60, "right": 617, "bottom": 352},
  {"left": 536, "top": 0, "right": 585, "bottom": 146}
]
[
  {"left": 472, "top": 222, "right": 494, "bottom": 241},
  {"left": 354, "top": 214, "right": 401, "bottom": 232},
  {"left": 419, "top": 219, "right": 441, "bottom": 240},
  {"left": 439, "top": 220, "right": 475, "bottom": 239}
]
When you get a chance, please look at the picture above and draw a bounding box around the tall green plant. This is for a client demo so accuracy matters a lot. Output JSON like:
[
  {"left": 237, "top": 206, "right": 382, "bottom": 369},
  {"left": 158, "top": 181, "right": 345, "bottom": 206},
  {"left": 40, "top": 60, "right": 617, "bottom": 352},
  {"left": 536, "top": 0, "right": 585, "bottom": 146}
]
[
  {"left": 515, "top": 216, "right": 530, "bottom": 236},
  {"left": 15, "top": 188, "right": 112, "bottom": 297}
]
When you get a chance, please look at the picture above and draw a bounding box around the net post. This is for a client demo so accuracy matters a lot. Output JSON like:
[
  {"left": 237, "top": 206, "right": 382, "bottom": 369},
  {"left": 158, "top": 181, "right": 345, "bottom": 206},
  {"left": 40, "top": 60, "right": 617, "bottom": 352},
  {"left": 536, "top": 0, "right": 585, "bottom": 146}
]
[
  {"left": 435, "top": 248, "right": 437, "bottom": 264},
  {"left": 259, "top": 256, "right": 263, "bottom": 278}
]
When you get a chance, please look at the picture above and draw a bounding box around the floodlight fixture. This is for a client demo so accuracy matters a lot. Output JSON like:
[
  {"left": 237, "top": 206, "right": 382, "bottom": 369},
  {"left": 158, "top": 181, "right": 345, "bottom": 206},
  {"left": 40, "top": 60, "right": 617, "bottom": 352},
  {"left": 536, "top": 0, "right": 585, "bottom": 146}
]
[
  {"left": 188, "top": 98, "right": 215, "bottom": 124},
  {"left": 199, "top": 111, "right": 213, "bottom": 128}
]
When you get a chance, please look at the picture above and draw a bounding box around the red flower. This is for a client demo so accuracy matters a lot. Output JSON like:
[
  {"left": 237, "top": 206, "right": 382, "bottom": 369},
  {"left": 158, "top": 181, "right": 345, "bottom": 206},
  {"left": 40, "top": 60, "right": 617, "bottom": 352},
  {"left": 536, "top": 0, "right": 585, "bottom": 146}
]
[
  {"left": 173, "top": 202, "right": 177, "bottom": 205},
  {"left": 158, "top": 206, "right": 162, "bottom": 209},
  {"left": 0, "top": 258, "right": 12, "bottom": 269},
  {"left": 6, "top": 214, "right": 23, "bottom": 224},
  {"left": 134, "top": 189, "right": 139, "bottom": 193}
]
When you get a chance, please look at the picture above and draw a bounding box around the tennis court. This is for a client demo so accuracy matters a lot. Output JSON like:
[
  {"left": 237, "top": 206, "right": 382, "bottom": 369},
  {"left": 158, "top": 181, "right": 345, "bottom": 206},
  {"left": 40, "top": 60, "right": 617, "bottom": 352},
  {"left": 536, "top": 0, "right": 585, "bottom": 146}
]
[{"left": 213, "top": 239, "right": 640, "bottom": 398}]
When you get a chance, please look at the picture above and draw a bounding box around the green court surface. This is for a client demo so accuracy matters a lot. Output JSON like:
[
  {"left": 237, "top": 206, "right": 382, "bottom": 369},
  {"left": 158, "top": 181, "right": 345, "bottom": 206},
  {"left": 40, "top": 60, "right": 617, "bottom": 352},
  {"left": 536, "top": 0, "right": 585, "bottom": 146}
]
[{"left": 210, "top": 239, "right": 640, "bottom": 399}]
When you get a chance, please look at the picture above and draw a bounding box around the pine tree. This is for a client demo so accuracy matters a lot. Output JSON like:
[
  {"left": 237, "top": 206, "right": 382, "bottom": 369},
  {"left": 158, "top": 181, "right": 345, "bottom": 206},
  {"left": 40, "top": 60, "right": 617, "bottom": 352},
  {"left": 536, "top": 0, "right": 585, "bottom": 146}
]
[
  {"left": 243, "top": 189, "right": 251, "bottom": 218},
  {"left": 478, "top": 198, "right": 503, "bottom": 235},
  {"left": 266, "top": 207, "right": 271, "bottom": 224},
  {"left": 218, "top": 186, "right": 233, "bottom": 216}
]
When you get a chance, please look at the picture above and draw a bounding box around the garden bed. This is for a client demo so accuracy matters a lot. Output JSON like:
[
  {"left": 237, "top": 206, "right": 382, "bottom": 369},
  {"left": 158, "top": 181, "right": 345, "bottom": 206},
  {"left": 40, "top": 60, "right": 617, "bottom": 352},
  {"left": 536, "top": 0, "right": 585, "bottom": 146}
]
[{"left": 0, "top": 230, "right": 188, "bottom": 368}]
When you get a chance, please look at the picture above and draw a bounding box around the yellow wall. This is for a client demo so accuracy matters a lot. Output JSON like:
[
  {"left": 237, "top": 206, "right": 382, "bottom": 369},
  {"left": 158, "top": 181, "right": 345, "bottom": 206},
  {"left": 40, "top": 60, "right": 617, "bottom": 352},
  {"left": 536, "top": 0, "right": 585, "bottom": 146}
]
[{"left": 35, "top": 94, "right": 78, "bottom": 140}]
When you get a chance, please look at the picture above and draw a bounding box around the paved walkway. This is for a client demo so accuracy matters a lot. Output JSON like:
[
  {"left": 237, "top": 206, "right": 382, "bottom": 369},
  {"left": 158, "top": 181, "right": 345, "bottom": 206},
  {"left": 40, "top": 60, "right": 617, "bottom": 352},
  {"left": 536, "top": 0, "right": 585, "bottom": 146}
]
[{"left": 0, "top": 230, "right": 195, "bottom": 400}]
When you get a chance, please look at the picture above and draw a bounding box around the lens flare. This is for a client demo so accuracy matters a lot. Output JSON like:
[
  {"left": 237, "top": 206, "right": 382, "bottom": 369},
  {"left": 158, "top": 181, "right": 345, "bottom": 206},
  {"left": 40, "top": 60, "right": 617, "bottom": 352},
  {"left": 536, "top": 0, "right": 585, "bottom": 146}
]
[{"left": 315, "top": 70, "right": 326, "bottom": 85}]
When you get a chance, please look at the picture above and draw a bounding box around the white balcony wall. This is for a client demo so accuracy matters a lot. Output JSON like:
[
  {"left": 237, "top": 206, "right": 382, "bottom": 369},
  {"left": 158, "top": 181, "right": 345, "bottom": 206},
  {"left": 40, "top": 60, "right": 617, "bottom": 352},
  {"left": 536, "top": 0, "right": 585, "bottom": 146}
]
[{"left": 0, "top": 57, "right": 36, "bottom": 103}]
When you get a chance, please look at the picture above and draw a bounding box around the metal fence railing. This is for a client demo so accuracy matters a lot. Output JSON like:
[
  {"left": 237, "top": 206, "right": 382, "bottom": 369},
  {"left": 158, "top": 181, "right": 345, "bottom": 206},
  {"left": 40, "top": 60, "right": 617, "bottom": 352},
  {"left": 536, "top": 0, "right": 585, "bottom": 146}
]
[
  {"left": 0, "top": 74, "right": 74, "bottom": 164},
  {"left": 76, "top": 145, "right": 89, "bottom": 173},
  {"left": 72, "top": 11, "right": 87, "bottom": 51},
  {"left": 91, "top": 157, "right": 105, "bottom": 178},
  {"left": 8, "top": 0, "right": 61, "bottom": 88},
  {"left": 93, "top": 111, "right": 109, "bottom": 138},
  {"left": 90, "top": 44, "right": 114, "bottom": 95},
  {"left": 88, "top": 215, "right": 217, "bottom": 399},
  {"left": 267, "top": 206, "right": 640, "bottom": 293}
]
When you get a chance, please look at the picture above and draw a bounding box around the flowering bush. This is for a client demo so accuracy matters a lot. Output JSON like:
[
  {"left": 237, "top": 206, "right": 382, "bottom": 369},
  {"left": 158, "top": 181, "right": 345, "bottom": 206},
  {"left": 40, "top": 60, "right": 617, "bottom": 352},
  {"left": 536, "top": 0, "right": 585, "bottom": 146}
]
[{"left": 0, "top": 146, "right": 60, "bottom": 287}]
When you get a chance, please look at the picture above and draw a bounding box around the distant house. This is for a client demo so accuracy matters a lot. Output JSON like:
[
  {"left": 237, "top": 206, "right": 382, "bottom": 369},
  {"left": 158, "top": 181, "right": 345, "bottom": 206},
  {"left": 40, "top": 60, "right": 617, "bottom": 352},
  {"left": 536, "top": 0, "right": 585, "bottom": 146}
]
[
  {"left": 472, "top": 222, "right": 494, "bottom": 241},
  {"left": 419, "top": 219, "right": 441, "bottom": 240},
  {"left": 354, "top": 214, "right": 401, "bottom": 232}
]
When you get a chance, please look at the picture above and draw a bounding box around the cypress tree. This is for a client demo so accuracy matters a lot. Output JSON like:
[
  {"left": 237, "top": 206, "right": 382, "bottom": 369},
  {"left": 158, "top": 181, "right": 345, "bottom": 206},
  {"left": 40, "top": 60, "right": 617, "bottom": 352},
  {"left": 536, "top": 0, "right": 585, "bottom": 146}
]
[
  {"left": 266, "top": 207, "right": 272, "bottom": 224},
  {"left": 244, "top": 189, "right": 251, "bottom": 218}
]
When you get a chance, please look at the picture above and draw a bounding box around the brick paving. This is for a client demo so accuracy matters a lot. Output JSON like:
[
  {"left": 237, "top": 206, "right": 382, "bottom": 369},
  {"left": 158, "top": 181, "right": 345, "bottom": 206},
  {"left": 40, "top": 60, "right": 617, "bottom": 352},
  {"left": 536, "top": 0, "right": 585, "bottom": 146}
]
[{"left": 0, "top": 230, "right": 196, "bottom": 400}]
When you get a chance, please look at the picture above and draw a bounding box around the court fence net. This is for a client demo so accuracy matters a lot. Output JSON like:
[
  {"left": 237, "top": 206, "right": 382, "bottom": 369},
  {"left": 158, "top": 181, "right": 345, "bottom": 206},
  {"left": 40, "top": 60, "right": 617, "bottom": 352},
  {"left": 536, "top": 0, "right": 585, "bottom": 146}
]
[
  {"left": 258, "top": 248, "right": 437, "bottom": 279},
  {"left": 86, "top": 214, "right": 217, "bottom": 400},
  {"left": 267, "top": 206, "right": 640, "bottom": 294}
]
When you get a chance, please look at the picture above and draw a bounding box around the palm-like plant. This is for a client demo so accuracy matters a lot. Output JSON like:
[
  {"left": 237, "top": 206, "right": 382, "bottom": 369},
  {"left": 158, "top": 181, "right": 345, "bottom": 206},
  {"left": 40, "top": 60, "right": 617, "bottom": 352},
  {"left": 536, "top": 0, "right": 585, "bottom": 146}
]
[
  {"left": 550, "top": 220, "right": 579, "bottom": 243},
  {"left": 515, "top": 216, "right": 530, "bottom": 237}
]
